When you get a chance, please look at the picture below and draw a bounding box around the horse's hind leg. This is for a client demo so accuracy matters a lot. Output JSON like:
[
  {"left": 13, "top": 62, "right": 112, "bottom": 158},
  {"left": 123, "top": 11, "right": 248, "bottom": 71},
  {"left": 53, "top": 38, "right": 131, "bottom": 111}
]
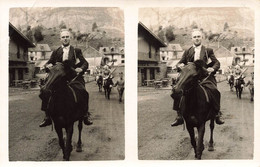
[
  {"left": 64, "top": 124, "right": 74, "bottom": 161},
  {"left": 76, "top": 120, "right": 83, "bottom": 152},
  {"left": 186, "top": 125, "right": 197, "bottom": 158},
  {"left": 208, "top": 119, "right": 215, "bottom": 151}
]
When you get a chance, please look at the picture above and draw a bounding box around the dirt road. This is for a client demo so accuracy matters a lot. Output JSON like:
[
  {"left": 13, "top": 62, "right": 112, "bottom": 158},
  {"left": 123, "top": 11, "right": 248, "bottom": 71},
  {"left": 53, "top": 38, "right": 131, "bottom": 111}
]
[
  {"left": 9, "top": 81, "right": 124, "bottom": 161},
  {"left": 138, "top": 81, "right": 254, "bottom": 160}
]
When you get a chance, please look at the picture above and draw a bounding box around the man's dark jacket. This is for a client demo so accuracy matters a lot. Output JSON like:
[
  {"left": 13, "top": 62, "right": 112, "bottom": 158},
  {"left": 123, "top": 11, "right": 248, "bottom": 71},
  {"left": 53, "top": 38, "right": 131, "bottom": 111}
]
[
  {"left": 178, "top": 45, "right": 220, "bottom": 73},
  {"left": 46, "top": 46, "right": 88, "bottom": 75}
]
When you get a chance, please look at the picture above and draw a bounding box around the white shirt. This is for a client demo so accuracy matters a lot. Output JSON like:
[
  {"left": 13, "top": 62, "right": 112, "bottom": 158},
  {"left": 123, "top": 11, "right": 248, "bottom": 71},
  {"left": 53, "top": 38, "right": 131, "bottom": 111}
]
[
  {"left": 194, "top": 45, "right": 202, "bottom": 61},
  {"left": 62, "top": 45, "right": 70, "bottom": 61}
]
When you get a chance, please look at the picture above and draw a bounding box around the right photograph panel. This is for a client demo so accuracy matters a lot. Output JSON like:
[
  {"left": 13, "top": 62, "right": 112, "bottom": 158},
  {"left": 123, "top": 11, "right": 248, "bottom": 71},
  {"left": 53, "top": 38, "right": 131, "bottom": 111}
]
[{"left": 138, "top": 7, "right": 254, "bottom": 160}]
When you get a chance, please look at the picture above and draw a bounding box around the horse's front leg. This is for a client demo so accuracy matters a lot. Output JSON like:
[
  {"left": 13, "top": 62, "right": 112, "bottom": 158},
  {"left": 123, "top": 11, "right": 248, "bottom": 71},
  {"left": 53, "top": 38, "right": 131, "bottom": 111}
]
[
  {"left": 186, "top": 124, "right": 197, "bottom": 158},
  {"left": 108, "top": 88, "right": 111, "bottom": 100},
  {"left": 196, "top": 123, "right": 206, "bottom": 160},
  {"left": 76, "top": 120, "right": 83, "bottom": 152},
  {"left": 208, "top": 119, "right": 215, "bottom": 151},
  {"left": 64, "top": 124, "right": 74, "bottom": 161},
  {"left": 54, "top": 125, "right": 65, "bottom": 159}
]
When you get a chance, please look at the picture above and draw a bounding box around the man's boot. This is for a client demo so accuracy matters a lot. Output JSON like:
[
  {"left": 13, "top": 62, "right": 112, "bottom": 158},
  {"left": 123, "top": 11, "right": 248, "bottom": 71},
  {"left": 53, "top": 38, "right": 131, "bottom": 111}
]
[
  {"left": 39, "top": 111, "right": 52, "bottom": 127},
  {"left": 83, "top": 111, "right": 93, "bottom": 125},
  {"left": 215, "top": 111, "right": 225, "bottom": 125},
  {"left": 171, "top": 111, "right": 184, "bottom": 126}
]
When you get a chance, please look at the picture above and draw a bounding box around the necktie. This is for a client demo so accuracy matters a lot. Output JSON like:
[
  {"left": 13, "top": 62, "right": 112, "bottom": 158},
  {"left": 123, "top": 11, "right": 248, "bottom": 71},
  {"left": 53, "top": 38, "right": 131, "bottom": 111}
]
[{"left": 63, "top": 46, "right": 69, "bottom": 61}]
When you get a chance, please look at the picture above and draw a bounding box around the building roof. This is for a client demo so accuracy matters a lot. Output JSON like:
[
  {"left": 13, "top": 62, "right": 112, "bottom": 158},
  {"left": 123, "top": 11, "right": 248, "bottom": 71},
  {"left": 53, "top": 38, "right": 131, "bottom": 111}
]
[
  {"left": 215, "top": 46, "right": 237, "bottom": 58},
  {"left": 83, "top": 46, "right": 103, "bottom": 58},
  {"left": 9, "top": 22, "right": 35, "bottom": 47},
  {"left": 160, "top": 44, "right": 183, "bottom": 52},
  {"left": 138, "top": 22, "right": 167, "bottom": 47},
  {"left": 28, "top": 44, "right": 51, "bottom": 52}
]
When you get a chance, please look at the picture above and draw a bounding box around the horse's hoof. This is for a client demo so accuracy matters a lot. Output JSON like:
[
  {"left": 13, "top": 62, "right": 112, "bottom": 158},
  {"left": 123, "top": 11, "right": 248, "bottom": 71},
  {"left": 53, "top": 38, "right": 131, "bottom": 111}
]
[
  {"left": 76, "top": 147, "right": 82, "bottom": 152},
  {"left": 208, "top": 146, "right": 214, "bottom": 151}
]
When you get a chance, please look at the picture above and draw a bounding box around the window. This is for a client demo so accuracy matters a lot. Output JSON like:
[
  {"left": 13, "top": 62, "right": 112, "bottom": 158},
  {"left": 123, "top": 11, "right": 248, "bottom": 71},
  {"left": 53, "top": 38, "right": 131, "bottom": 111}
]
[
  {"left": 42, "top": 51, "right": 46, "bottom": 59},
  {"left": 17, "top": 44, "right": 20, "bottom": 59},
  {"left": 149, "top": 44, "right": 151, "bottom": 58},
  {"left": 121, "top": 54, "right": 125, "bottom": 58},
  {"left": 121, "top": 60, "right": 125, "bottom": 63}
]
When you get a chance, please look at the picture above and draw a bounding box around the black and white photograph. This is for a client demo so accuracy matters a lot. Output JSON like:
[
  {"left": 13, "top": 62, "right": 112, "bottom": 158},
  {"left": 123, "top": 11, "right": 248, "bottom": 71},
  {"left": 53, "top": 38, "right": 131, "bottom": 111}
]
[
  {"left": 138, "top": 7, "right": 254, "bottom": 160},
  {"left": 8, "top": 7, "right": 125, "bottom": 161}
]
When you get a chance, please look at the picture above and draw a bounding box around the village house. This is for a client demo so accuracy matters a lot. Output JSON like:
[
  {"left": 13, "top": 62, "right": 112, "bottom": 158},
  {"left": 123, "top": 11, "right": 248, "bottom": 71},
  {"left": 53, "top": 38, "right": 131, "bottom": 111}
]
[
  {"left": 28, "top": 44, "right": 52, "bottom": 76},
  {"left": 160, "top": 44, "right": 184, "bottom": 61},
  {"left": 138, "top": 22, "right": 167, "bottom": 86},
  {"left": 99, "top": 46, "right": 125, "bottom": 66},
  {"left": 160, "top": 44, "right": 184, "bottom": 73},
  {"left": 28, "top": 44, "right": 52, "bottom": 61},
  {"left": 230, "top": 46, "right": 254, "bottom": 66},
  {"left": 83, "top": 45, "right": 104, "bottom": 75},
  {"left": 9, "top": 22, "right": 35, "bottom": 86}
]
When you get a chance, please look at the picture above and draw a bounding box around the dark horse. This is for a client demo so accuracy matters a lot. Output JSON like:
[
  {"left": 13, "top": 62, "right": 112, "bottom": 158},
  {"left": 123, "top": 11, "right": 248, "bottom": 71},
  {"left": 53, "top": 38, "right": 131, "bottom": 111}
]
[
  {"left": 103, "top": 76, "right": 114, "bottom": 99},
  {"left": 40, "top": 61, "right": 87, "bottom": 161},
  {"left": 228, "top": 74, "right": 234, "bottom": 91},
  {"left": 234, "top": 76, "right": 244, "bottom": 99},
  {"left": 96, "top": 75, "right": 103, "bottom": 92},
  {"left": 172, "top": 60, "right": 218, "bottom": 160}
]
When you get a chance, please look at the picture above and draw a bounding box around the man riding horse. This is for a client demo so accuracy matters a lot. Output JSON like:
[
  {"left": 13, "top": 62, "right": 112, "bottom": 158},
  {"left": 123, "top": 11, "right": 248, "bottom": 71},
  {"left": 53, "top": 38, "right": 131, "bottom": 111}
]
[
  {"left": 234, "top": 64, "right": 245, "bottom": 87},
  {"left": 39, "top": 29, "right": 93, "bottom": 127},
  {"left": 171, "top": 29, "right": 225, "bottom": 126}
]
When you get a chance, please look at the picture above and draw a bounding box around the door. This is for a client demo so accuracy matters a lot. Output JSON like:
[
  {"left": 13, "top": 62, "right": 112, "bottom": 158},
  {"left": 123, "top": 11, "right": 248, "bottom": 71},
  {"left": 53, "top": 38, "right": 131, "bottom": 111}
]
[
  {"left": 141, "top": 68, "right": 147, "bottom": 85},
  {"left": 150, "top": 68, "right": 155, "bottom": 80}
]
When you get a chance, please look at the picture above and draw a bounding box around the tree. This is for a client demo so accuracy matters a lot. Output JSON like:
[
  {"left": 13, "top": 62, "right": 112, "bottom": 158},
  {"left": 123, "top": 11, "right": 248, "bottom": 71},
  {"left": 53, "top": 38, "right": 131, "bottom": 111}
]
[
  {"left": 34, "top": 26, "right": 44, "bottom": 42},
  {"left": 92, "top": 22, "right": 98, "bottom": 32},
  {"left": 59, "top": 20, "right": 67, "bottom": 29},
  {"left": 157, "top": 25, "right": 165, "bottom": 42},
  {"left": 191, "top": 21, "right": 198, "bottom": 29},
  {"left": 223, "top": 22, "right": 229, "bottom": 31},
  {"left": 165, "top": 26, "right": 175, "bottom": 42},
  {"left": 25, "top": 26, "right": 33, "bottom": 42}
]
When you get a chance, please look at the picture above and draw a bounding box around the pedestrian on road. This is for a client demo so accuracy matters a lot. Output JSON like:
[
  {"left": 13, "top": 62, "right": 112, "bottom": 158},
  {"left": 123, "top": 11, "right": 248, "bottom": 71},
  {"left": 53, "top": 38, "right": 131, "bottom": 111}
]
[
  {"left": 114, "top": 72, "right": 125, "bottom": 102},
  {"left": 246, "top": 72, "right": 254, "bottom": 101},
  {"left": 171, "top": 29, "right": 224, "bottom": 127},
  {"left": 39, "top": 29, "right": 93, "bottom": 127}
]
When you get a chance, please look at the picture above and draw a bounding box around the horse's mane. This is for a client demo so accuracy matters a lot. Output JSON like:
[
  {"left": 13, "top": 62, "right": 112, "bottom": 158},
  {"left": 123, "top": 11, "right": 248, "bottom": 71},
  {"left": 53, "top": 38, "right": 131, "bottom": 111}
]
[
  {"left": 193, "top": 60, "right": 208, "bottom": 81},
  {"left": 62, "top": 60, "right": 77, "bottom": 81}
]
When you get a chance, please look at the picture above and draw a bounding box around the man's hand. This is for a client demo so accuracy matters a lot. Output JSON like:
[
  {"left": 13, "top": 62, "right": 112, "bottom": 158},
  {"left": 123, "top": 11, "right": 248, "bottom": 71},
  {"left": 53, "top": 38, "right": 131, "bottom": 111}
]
[
  {"left": 207, "top": 67, "right": 215, "bottom": 73},
  {"left": 46, "top": 63, "right": 53, "bottom": 69},
  {"left": 75, "top": 68, "right": 83, "bottom": 73},
  {"left": 175, "top": 63, "right": 184, "bottom": 72}
]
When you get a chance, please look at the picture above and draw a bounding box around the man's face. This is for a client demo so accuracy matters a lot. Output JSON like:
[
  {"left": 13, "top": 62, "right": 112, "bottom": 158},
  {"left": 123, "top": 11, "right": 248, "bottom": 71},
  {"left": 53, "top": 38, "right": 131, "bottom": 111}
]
[
  {"left": 192, "top": 31, "right": 202, "bottom": 46},
  {"left": 60, "top": 31, "right": 70, "bottom": 46}
]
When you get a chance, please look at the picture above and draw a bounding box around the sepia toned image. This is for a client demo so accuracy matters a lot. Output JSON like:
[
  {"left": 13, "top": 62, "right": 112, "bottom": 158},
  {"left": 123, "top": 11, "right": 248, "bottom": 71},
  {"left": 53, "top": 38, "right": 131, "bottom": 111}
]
[
  {"left": 9, "top": 7, "right": 125, "bottom": 161},
  {"left": 138, "top": 7, "right": 254, "bottom": 160}
]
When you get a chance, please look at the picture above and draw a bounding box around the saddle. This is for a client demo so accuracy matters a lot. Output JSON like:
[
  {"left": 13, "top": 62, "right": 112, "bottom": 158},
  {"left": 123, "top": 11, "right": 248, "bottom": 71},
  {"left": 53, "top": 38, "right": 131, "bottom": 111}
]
[{"left": 199, "top": 79, "right": 220, "bottom": 113}]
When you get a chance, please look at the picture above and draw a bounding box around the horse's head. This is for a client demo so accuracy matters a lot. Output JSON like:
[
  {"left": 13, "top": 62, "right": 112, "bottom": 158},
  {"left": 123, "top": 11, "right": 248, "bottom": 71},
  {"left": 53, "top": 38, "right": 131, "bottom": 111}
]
[
  {"left": 173, "top": 60, "right": 208, "bottom": 96},
  {"left": 41, "top": 60, "right": 77, "bottom": 94}
]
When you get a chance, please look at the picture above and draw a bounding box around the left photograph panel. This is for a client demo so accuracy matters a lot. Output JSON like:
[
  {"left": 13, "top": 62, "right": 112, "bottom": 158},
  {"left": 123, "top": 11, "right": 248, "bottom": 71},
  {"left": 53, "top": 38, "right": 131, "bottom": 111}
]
[{"left": 9, "top": 7, "right": 125, "bottom": 161}]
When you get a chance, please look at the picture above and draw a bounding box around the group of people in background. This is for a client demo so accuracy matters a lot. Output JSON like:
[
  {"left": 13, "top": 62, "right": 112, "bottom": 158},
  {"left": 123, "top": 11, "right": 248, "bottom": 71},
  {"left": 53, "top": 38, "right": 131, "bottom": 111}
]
[
  {"left": 226, "top": 64, "right": 254, "bottom": 101},
  {"left": 96, "top": 65, "right": 125, "bottom": 103}
]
